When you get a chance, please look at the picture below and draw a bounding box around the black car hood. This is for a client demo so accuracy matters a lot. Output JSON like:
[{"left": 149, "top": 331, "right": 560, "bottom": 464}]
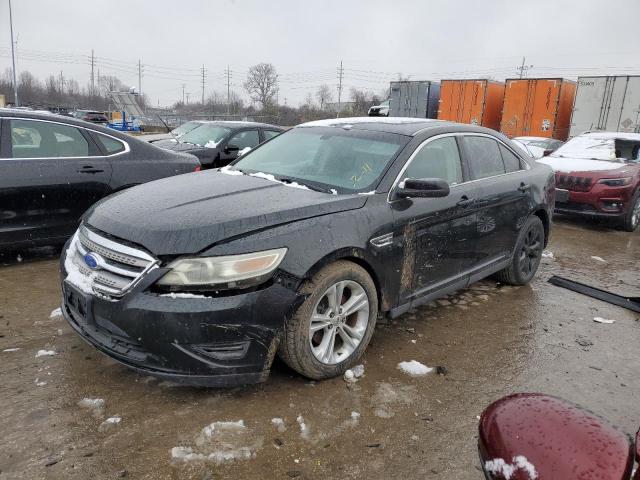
[
  {"left": 153, "top": 140, "right": 212, "bottom": 153},
  {"left": 86, "top": 170, "right": 367, "bottom": 255}
]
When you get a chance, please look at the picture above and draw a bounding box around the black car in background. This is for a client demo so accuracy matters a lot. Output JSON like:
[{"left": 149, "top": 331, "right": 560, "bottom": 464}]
[
  {"left": 152, "top": 121, "right": 285, "bottom": 169},
  {"left": 60, "top": 117, "right": 554, "bottom": 387},
  {"left": 0, "top": 110, "right": 200, "bottom": 249}
]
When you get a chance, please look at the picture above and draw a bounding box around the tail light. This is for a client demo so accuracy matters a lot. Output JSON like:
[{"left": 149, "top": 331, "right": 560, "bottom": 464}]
[{"left": 194, "top": 165, "right": 201, "bottom": 172}]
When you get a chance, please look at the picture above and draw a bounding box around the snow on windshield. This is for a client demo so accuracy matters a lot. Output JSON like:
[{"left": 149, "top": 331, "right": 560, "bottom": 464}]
[{"left": 552, "top": 136, "right": 618, "bottom": 161}]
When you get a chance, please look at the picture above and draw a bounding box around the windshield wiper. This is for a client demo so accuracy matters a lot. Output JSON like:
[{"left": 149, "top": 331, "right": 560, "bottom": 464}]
[{"left": 276, "top": 176, "right": 332, "bottom": 193}]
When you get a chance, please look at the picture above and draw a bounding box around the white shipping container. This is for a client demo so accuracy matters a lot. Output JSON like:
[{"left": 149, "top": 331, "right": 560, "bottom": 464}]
[{"left": 570, "top": 76, "right": 640, "bottom": 138}]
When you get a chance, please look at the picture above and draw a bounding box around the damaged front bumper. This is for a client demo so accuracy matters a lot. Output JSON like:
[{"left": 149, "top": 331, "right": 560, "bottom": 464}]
[{"left": 60, "top": 245, "right": 299, "bottom": 387}]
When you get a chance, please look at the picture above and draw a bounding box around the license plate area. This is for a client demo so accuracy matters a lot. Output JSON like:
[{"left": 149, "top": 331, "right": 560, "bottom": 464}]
[
  {"left": 556, "top": 188, "right": 569, "bottom": 203},
  {"left": 63, "top": 282, "right": 94, "bottom": 325}
]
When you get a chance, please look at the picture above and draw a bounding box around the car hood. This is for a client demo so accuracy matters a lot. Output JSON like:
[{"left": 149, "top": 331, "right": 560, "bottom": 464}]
[
  {"left": 85, "top": 170, "right": 367, "bottom": 255},
  {"left": 538, "top": 155, "right": 635, "bottom": 175}
]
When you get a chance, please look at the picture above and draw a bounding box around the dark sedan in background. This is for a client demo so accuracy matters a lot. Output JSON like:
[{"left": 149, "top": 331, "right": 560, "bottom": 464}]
[
  {"left": 152, "top": 121, "right": 284, "bottom": 169},
  {"left": 0, "top": 110, "right": 200, "bottom": 249}
]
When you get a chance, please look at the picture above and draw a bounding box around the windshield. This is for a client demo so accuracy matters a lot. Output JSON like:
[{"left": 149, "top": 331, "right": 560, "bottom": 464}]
[
  {"left": 179, "top": 124, "right": 231, "bottom": 147},
  {"left": 172, "top": 121, "right": 201, "bottom": 137},
  {"left": 231, "top": 127, "right": 408, "bottom": 193},
  {"left": 521, "top": 139, "right": 551, "bottom": 148},
  {"left": 551, "top": 136, "right": 640, "bottom": 162},
  {"left": 380, "top": 100, "right": 390, "bottom": 108}
]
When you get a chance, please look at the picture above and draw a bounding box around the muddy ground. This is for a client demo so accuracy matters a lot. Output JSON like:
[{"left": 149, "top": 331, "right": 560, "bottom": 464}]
[{"left": 1, "top": 217, "right": 639, "bottom": 480}]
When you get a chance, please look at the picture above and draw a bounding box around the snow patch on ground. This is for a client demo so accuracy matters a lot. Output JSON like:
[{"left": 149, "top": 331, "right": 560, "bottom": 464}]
[
  {"left": 397, "top": 360, "right": 433, "bottom": 376},
  {"left": 296, "top": 415, "right": 310, "bottom": 440},
  {"left": 591, "top": 256, "right": 606, "bottom": 263},
  {"left": 271, "top": 418, "right": 286, "bottom": 433},
  {"left": 49, "top": 307, "right": 62, "bottom": 318},
  {"left": 160, "top": 292, "right": 208, "bottom": 299},
  {"left": 98, "top": 416, "right": 122, "bottom": 432},
  {"left": 594, "top": 317, "right": 615, "bottom": 324},
  {"left": 3, "top": 348, "right": 20, "bottom": 352},
  {"left": 35, "top": 349, "right": 56, "bottom": 357},
  {"left": 541, "top": 250, "right": 554, "bottom": 259},
  {"left": 219, "top": 165, "right": 244, "bottom": 176},
  {"left": 485, "top": 456, "right": 538, "bottom": 479},
  {"left": 343, "top": 364, "right": 365, "bottom": 383},
  {"left": 371, "top": 382, "right": 417, "bottom": 418},
  {"left": 173, "top": 419, "right": 261, "bottom": 464},
  {"left": 78, "top": 398, "right": 105, "bottom": 409}
]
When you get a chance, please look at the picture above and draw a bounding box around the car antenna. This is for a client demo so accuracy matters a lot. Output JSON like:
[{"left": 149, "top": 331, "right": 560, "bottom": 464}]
[{"left": 156, "top": 114, "right": 178, "bottom": 141}]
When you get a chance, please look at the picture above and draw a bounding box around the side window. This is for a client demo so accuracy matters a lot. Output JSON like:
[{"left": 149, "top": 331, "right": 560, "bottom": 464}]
[
  {"left": 402, "top": 137, "right": 463, "bottom": 186},
  {"left": 499, "top": 144, "right": 523, "bottom": 173},
  {"left": 464, "top": 136, "right": 505, "bottom": 180},
  {"left": 10, "top": 119, "right": 89, "bottom": 158},
  {"left": 263, "top": 130, "right": 281, "bottom": 141},
  {"left": 228, "top": 130, "right": 260, "bottom": 149},
  {"left": 94, "top": 132, "right": 126, "bottom": 155}
]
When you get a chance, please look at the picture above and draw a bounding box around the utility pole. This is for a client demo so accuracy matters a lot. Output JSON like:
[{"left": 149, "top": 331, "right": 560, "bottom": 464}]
[
  {"left": 182, "top": 83, "right": 185, "bottom": 104},
  {"left": 200, "top": 64, "right": 206, "bottom": 105},
  {"left": 337, "top": 60, "right": 344, "bottom": 118},
  {"left": 59, "top": 70, "right": 64, "bottom": 94},
  {"left": 225, "top": 65, "right": 231, "bottom": 114},
  {"left": 137, "top": 59, "right": 143, "bottom": 96},
  {"left": 517, "top": 56, "right": 533, "bottom": 79},
  {"left": 90, "top": 49, "right": 95, "bottom": 96},
  {"left": 8, "top": 0, "right": 19, "bottom": 106},
  {"left": 186, "top": 92, "right": 190, "bottom": 104}
]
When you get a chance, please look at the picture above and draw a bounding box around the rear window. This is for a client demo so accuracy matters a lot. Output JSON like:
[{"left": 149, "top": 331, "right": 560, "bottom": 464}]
[{"left": 464, "top": 136, "right": 506, "bottom": 180}]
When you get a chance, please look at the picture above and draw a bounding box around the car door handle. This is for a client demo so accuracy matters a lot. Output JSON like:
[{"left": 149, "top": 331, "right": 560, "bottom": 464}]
[
  {"left": 518, "top": 183, "right": 531, "bottom": 192},
  {"left": 77, "top": 166, "right": 104, "bottom": 174},
  {"left": 456, "top": 196, "right": 475, "bottom": 207}
]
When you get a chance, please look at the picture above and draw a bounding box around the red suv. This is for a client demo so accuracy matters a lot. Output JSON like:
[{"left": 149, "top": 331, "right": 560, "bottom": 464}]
[{"left": 539, "top": 132, "right": 640, "bottom": 231}]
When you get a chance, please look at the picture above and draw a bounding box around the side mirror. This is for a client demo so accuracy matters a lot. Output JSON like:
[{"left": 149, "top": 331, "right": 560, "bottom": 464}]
[
  {"left": 224, "top": 144, "right": 240, "bottom": 154},
  {"left": 395, "top": 178, "right": 450, "bottom": 199},
  {"left": 543, "top": 149, "right": 553, "bottom": 156}
]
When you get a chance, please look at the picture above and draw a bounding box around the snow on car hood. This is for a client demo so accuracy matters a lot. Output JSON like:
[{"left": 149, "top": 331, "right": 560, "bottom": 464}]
[{"left": 538, "top": 156, "right": 628, "bottom": 173}]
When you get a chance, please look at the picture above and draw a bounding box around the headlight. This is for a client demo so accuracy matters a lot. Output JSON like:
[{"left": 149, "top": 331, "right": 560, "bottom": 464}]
[
  {"left": 156, "top": 248, "right": 287, "bottom": 290},
  {"left": 597, "top": 177, "right": 632, "bottom": 186}
]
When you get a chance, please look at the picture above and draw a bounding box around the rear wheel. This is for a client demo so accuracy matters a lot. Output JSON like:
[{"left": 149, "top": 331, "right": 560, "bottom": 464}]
[
  {"left": 495, "top": 215, "right": 545, "bottom": 285},
  {"left": 621, "top": 190, "right": 640, "bottom": 232},
  {"left": 278, "top": 261, "right": 377, "bottom": 380}
]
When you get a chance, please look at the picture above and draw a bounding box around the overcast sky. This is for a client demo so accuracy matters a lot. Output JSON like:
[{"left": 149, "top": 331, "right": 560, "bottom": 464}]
[{"left": 2, "top": 0, "right": 640, "bottom": 107}]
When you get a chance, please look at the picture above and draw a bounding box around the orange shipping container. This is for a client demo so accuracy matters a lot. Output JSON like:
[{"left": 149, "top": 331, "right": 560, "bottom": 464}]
[
  {"left": 438, "top": 79, "right": 505, "bottom": 130},
  {"left": 500, "top": 78, "right": 576, "bottom": 141}
]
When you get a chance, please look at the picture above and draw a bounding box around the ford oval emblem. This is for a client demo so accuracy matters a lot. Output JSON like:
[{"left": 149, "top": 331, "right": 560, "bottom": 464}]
[{"left": 84, "top": 253, "right": 100, "bottom": 270}]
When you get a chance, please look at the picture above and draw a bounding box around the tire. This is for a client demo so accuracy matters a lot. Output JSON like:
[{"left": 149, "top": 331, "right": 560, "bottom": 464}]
[
  {"left": 494, "top": 215, "right": 545, "bottom": 286},
  {"left": 278, "top": 261, "right": 378, "bottom": 380},
  {"left": 621, "top": 190, "right": 640, "bottom": 232}
]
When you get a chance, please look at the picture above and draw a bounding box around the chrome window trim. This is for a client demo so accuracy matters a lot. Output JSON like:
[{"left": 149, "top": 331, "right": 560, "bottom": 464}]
[
  {"left": 387, "top": 132, "right": 531, "bottom": 203},
  {"left": 1, "top": 116, "right": 130, "bottom": 159}
]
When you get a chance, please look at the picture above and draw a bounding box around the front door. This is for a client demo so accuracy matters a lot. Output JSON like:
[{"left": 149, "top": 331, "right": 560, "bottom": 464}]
[
  {"left": 219, "top": 129, "right": 260, "bottom": 165},
  {"left": 390, "top": 135, "right": 479, "bottom": 305}
]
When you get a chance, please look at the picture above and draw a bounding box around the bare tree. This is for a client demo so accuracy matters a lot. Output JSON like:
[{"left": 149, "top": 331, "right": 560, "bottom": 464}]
[
  {"left": 350, "top": 88, "right": 381, "bottom": 116},
  {"left": 302, "top": 92, "right": 315, "bottom": 110},
  {"left": 244, "top": 63, "right": 278, "bottom": 109},
  {"left": 316, "top": 84, "right": 333, "bottom": 110}
]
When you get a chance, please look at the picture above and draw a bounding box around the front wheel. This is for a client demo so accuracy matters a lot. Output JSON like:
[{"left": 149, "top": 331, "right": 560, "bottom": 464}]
[
  {"left": 621, "top": 190, "right": 640, "bottom": 232},
  {"left": 495, "top": 215, "right": 545, "bottom": 286},
  {"left": 278, "top": 261, "right": 378, "bottom": 380}
]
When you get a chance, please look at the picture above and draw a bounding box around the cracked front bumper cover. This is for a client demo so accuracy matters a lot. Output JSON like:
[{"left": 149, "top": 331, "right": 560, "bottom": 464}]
[{"left": 60, "top": 249, "right": 298, "bottom": 387}]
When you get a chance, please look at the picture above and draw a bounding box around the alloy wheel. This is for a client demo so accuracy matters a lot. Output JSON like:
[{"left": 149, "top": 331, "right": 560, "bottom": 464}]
[
  {"left": 309, "top": 280, "right": 370, "bottom": 365},
  {"left": 518, "top": 225, "right": 542, "bottom": 277},
  {"left": 632, "top": 196, "right": 640, "bottom": 228}
]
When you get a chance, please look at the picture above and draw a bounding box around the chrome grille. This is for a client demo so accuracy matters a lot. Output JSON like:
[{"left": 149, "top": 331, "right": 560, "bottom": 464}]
[
  {"left": 64, "top": 226, "right": 158, "bottom": 299},
  {"left": 555, "top": 173, "right": 593, "bottom": 192}
]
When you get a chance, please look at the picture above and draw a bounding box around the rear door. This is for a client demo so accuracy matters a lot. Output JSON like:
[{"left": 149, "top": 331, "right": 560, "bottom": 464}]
[
  {"left": 0, "top": 118, "right": 112, "bottom": 245},
  {"left": 390, "top": 134, "right": 480, "bottom": 303},
  {"left": 460, "top": 134, "right": 533, "bottom": 272},
  {"left": 220, "top": 128, "right": 260, "bottom": 163}
]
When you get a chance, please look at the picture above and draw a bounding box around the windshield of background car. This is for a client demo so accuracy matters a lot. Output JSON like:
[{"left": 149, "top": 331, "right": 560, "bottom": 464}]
[
  {"left": 179, "top": 124, "right": 231, "bottom": 147},
  {"left": 230, "top": 127, "right": 408, "bottom": 193},
  {"left": 551, "top": 136, "right": 640, "bottom": 163},
  {"left": 172, "top": 121, "right": 201, "bottom": 137}
]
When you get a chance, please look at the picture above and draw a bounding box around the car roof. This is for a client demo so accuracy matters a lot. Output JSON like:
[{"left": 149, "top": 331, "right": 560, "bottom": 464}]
[
  {"left": 580, "top": 131, "right": 640, "bottom": 141},
  {"left": 197, "top": 120, "right": 283, "bottom": 130},
  {"left": 297, "top": 116, "right": 493, "bottom": 136}
]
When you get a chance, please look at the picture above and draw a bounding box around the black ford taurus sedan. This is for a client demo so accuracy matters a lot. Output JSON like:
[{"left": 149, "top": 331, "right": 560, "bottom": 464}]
[
  {"left": 60, "top": 117, "right": 555, "bottom": 387},
  {"left": 0, "top": 110, "right": 200, "bottom": 249}
]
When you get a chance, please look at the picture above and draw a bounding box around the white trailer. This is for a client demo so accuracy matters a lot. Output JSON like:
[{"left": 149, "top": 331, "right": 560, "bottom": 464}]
[{"left": 570, "top": 76, "right": 640, "bottom": 138}]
